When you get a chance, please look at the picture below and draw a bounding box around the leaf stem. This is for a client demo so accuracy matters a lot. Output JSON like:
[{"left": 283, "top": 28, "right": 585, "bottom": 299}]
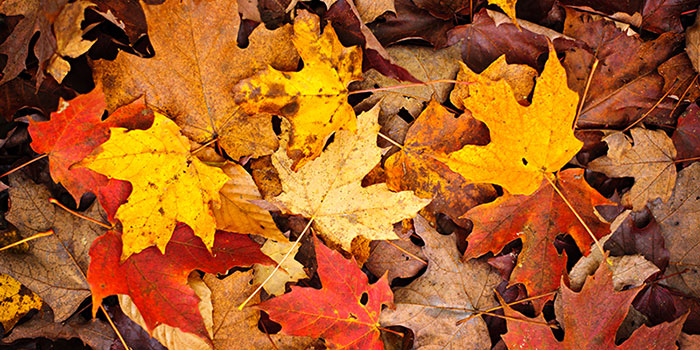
[
  {"left": 668, "top": 74, "right": 698, "bottom": 119},
  {"left": 0, "top": 230, "right": 54, "bottom": 252},
  {"left": 238, "top": 217, "right": 315, "bottom": 310},
  {"left": 377, "top": 132, "right": 404, "bottom": 149},
  {"left": 191, "top": 137, "right": 219, "bottom": 154},
  {"left": 0, "top": 154, "right": 48, "bottom": 178},
  {"left": 348, "top": 80, "right": 472, "bottom": 95},
  {"left": 101, "top": 304, "right": 131, "bottom": 350},
  {"left": 48, "top": 198, "right": 113, "bottom": 229},
  {"left": 543, "top": 175, "right": 607, "bottom": 260},
  {"left": 456, "top": 291, "right": 557, "bottom": 325},
  {"left": 573, "top": 58, "right": 598, "bottom": 129}
]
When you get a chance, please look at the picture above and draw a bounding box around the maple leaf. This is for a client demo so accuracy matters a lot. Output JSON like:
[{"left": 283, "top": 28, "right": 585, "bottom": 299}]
[
  {"left": 269, "top": 106, "right": 429, "bottom": 253},
  {"left": 78, "top": 113, "right": 230, "bottom": 259},
  {"left": 234, "top": 10, "right": 363, "bottom": 169},
  {"left": 588, "top": 129, "right": 677, "bottom": 211},
  {"left": 260, "top": 236, "right": 393, "bottom": 349},
  {"left": 94, "top": 0, "right": 299, "bottom": 160},
  {"left": 366, "top": 239, "right": 426, "bottom": 284},
  {"left": 384, "top": 99, "right": 497, "bottom": 227},
  {"left": 649, "top": 163, "right": 700, "bottom": 297},
  {"left": 87, "top": 224, "right": 274, "bottom": 341},
  {"left": 502, "top": 262, "right": 687, "bottom": 349},
  {"left": 252, "top": 240, "right": 308, "bottom": 296},
  {"left": 0, "top": 274, "right": 42, "bottom": 333},
  {"left": 379, "top": 215, "right": 501, "bottom": 349},
  {"left": 463, "top": 169, "right": 613, "bottom": 310},
  {"left": 28, "top": 86, "right": 154, "bottom": 204},
  {"left": 0, "top": 173, "right": 108, "bottom": 321},
  {"left": 488, "top": 0, "right": 518, "bottom": 25},
  {"left": 443, "top": 44, "right": 582, "bottom": 195}
]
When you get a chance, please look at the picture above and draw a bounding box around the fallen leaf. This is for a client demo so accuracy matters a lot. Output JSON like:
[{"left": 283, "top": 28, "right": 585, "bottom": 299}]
[
  {"left": 658, "top": 53, "right": 700, "bottom": 102},
  {"left": 384, "top": 99, "right": 496, "bottom": 227},
  {"left": 47, "top": 0, "right": 96, "bottom": 83},
  {"left": 649, "top": 162, "right": 700, "bottom": 297},
  {"left": 488, "top": 0, "right": 518, "bottom": 24},
  {"left": 0, "top": 75, "right": 75, "bottom": 121},
  {"left": 87, "top": 224, "right": 273, "bottom": 341},
  {"left": 463, "top": 169, "right": 613, "bottom": 309},
  {"left": 588, "top": 128, "right": 677, "bottom": 210},
  {"left": 260, "top": 236, "right": 393, "bottom": 349},
  {"left": 366, "top": 239, "right": 426, "bottom": 283},
  {"left": 604, "top": 211, "right": 669, "bottom": 270},
  {"left": 379, "top": 215, "right": 500, "bottom": 349},
  {"left": 355, "top": 0, "right": 395, "bottom": 22},
  {"left": 94, "top": 0, "right": 299, "bottom": 160},
  {"left": 562, "top": 9, "right": 683, "bottom": 128},
  {"left": 1, "top": 173, "right": 107, "bottom": 321},
  {"left": 234, "top": 10, "right": 363, "bottom": 169},
  {"left": 672, "top": 103, "right": 700, "bottom": 163},
  {"left": 253, "top": 240, "right": 308, "bottom": 296},
  {"left": 28, "top": 86, "right": 153, "bottom": 204},
  {"left": 1, "top": 306, "right": 120, "bottom": 350},
  {"left": 689, "top": 8, "right": 700, "bottom": 72},
  {"left": 502, "top": 261, "right": 687, "bottom": 349},
  {"left": 79, "top": 113, "right": 230, "bottom": 259},
  {"left": 0, "top": 274, "right": 42, "bottom": 333},
  {"left": 368, "top": 0, "right": 454, "bottom": 48},
  {"left": 413, "top": 0, "right": 475, "bottom": 20},
  {"left": 445, "top": 44, "right": 582, "bottom": 195},
  {"left": 211, "top": 162, "right": 285, "bottom": 242},
  {"left": 0, "top": 0, "right": 67, "bottom": 86},
  {"left": 269, "top": 106, "right": 429, "bottom": 253},
  {"left": 353, "top": 45, "right": 462, "bottom": 119}
]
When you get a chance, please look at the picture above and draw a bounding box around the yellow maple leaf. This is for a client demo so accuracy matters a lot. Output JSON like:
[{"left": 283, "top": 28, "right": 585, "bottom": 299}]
[
  {"left": 0, "top": 274, "right": 42, "bottom": 332},
  {"left": 444, "top": 44, "right": 582, "bottom": 195},
  {"left": 233, "top": 10, "right": 363, "bottom": 170},
  {"left": 78, "top": 113, "right": 230, "bottom": 259},
  {"left": 270, "top": 106, "right": 430, "bottom": 252},
  {"left": 488, "top": 0, "right": 519, "bottom": 26}
]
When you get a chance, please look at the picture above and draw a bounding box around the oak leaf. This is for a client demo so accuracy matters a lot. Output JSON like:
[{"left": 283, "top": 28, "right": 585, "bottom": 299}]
[
  {"left": 260, "top": 236, "right": 394, "bottom": 349},
  {"left": 1, "top": 173, "right": 108, "bottom": 321},
  {"left": 87, "top": 224, "right": 273, "bottom": 341},
  {"left": 79, "top": 113, "right": 230, "bottom": 259},
  {"left": 234, "top": 10, "right": 363, "bottom": 169},
  {"left": 379, "top": 215, "right": 500, "bottom": 349},
  {"left": 269, "top": 106, "right": 429, "bottom": 253},
  {"left": 588, "top": 128, "right": 676, "bottom": 211},
  {"left": 463, "top": 169, "right": 613, "bottom": 310},
  {"left": 94, "top": 0, "right": 299, "bottom": 160},
  {"left": 502, "top": 262, "right": 687, "bottom": 349},
  {"left": 28, "top": 86, "right": 153, "bottom": 204},
  {"left": 444, "top": 44, "right": 582, "bottom": 195}
]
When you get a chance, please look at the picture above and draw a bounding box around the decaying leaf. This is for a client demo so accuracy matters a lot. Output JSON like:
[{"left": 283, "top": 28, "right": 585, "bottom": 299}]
[
  {"left": 379, "top": 216, "right": 500, "bottom": 349},
  {"left": 444, "top": 44, "right": 582, "bottom": 195},
  {"left": 94, "top": 0, "right": 299, "bottom": 160},
  {"left": 47, "top": 0, "right": 96, "bottom": 83},
  {"left": 588, "top": 128, "right": 676, "bottom": 210},
  {"left": 269, "top": 106, "right": 429, "bottom": 253},
  {"left": 1, "top": 173, "right": 107, "bottom": 321},
  {"left": 366, "top": 239, "right": 426, "bottom": 283},
  {"left": 79, "top": 113, "right": 230, "bottom": 259},
  {"left": 234, "top": 10, "right": 363, "bottom": 169},
  {"left": 0, "top": 274, "right": 42, "bottom": 333},
  {"left": 260, "top": 236, "right": 393, "bottom": 349}
]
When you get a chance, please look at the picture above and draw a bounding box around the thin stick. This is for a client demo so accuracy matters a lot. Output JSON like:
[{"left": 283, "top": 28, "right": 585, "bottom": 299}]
[
  {"left": 456, "top": 291, "right": 557, "bottom": 325},
  {"left": 385, "top": 240, "right": 428, "bottom": 265},
  {"left": 0, "top": 154, "right": 48, "bottom": 178},
  {"left": 377, "top": 132, "right": 404, "bottom": 149},
  {"left": 675, "top": 156, "right": 700, "bottom": 163},
  {"left": 378, "top": 326, "right": 404, "bottom": 336},
  {"left": 544, "top": 175, "right": 606, "bottom": 259},
  {"left": 0, "top": 231, "right": 54, "bottom": 252},
  {"left": 622, "top": 79, "right": 677, "bottom": 132},
  {"left": 101, "top": 304, "right": 131, "bottom": 350},
  {"left": 238, "top": 218, "right": 315, "bottom": 309},
  {"left": 49, "top": 198, "right": 112, "bottom": 229},
  {"left": 668, "top": 74, "right": 698, "bottom": 119},
  {"left": 573, "top": 58, "right": 599, "bottom": 129},
  {"left": 191, "top": 137, "right": 219, "bottom": 154},
  {"left": 349, "top": 80, "right": 472, "bottom": 95}
]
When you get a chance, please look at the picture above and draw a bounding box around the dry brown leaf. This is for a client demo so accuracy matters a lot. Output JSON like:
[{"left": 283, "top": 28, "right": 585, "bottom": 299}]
[
  {"left": 212, "top": 162, "right": 286, "bottom": 242},
  {"left": 94, "top": 0, "right": 299, "bottom": 160},
  {"left": 0, "top": 173, "right": 107, "bottom": 321},
  {"left": 48, "top": 0, "right": 96, "bottom": 83},
  {"left": 379, "top": 216, "right": 500, "bottom": 349},
  {"left": 270, "top": 106, "right": 429, "bottom": 253},
  {"left": 366, "top": 239, "right": 426, "bottom": 283},
  {"left": 650, "top": 163, "right": 700, "bottom": 297},
  {"left": 588, "top": 128, "right": 677, "bottom": 210},
  {"left": 687, "top": 7, "right": 700, "bottom": 73},
  {"left": 355, "top": 0, "right": 395, "bottom": 23},
  {"left": 354, "top": 45, "right": 462, "bottom": 119}
]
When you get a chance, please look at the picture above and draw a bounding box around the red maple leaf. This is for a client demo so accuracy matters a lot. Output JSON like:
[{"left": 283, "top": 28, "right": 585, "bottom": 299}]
[
  {"left": 259, "top": 236, "right": 394, "bottom": 349},
  {"left": 28, "top": 85, "right": 153, "bottom": 206},
  {"left": 87, "top": 223, "right": 274, "bottom": 340},
  {"left": 502, "top": 262, "right": 687, "bottom": 349},
  {"left": 463, "top": 169, "right": 613, "bottom": 310}
]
